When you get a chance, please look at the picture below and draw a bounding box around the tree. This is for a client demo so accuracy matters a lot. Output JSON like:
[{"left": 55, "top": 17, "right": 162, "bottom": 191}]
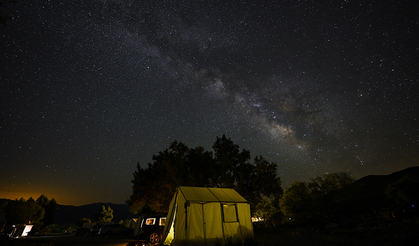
[
  {"left": 0, "top": 195, "right": 59, "bottom": 235},
  {"left": 308, "top": 172, "right": 353, "bottom": 199},
  {"left": 280, "top": 181, "right": 312, "bottom": 221},
  {"left": 95, "top": 206, "right": 113, "bottom": 222},
  {"left": 212, "top": 135, "right": 251, "bottom": 189},
  {"left": 280, "top": 172, "right": 354, "bottom": 224},
  {"left": 212, "top": 136, "right": 283, "bottom": 207},
  {"left": 36, "top": 194, "right": 58, "bottom": 226},
  {"left": 386, "top": 175, "right": 419, "bottom": 218},
  {"left": 128, "top": 141, "right": 194, "bottom": 213},
  {"left": 254, "top": 196, "right": 283, "bottom": 228},
  {"left": 1, "top": 197, "right": 44, "bottom": 226},
  {"left": 251, "top": 156, "right": 283, "bottom": 203},
  {"left": 387, "top": 176, "right": 415, "bottom": 206},
  {"left": 185, "top": 146, "right": 218, "bottom": 187},
  {"left": 127, "top": 135, "right": 283, "bottom": 214},
  {"left": 308, "top": 172, "right": 354, "bottom": 221}
]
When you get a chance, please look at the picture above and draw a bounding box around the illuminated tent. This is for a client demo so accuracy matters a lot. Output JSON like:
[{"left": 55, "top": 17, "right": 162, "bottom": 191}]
[{"left": 161, "top": 186, "right": 254, "bottom": 246}]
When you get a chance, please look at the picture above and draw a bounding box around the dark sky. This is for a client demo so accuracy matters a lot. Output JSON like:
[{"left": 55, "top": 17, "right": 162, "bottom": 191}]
[{"left": 1, "top": 0, "right": 418, "bottom": 205}]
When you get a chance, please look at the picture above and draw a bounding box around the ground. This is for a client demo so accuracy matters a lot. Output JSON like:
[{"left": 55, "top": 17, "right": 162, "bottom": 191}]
[
  {"left": 2, "top": 221, "right": 419, "bottom": 246},
  {"left": 254, "top": 222, "right": 419, "bottom": 246}
]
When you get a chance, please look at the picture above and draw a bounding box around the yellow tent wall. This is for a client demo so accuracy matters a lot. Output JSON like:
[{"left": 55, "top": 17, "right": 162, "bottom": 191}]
[{"left": 162, "top": 186, "right": 254, "bottom": 246}]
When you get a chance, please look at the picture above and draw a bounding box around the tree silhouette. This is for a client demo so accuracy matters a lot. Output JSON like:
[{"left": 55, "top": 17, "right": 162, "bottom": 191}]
[
  {"left": 127, "top": 135, "right": 283, "bottom": 213},
  {"left": 254, "top": 196, "right": 283, "bottom": 228},
  {"left": 280, "top": 172, "right": 354, "bottom": 223},
  {"left": 95, "top": 206, "right": 114, "bottom": 222},
  {"left": 386, "top": 175, "right": 419, "bottom": 218},
  {"left": 1, "top": 198, "right": 44, "bottom": 226},
  {"left": 36, "top": 194, "right": 58, "bottom": 226},
  {"left": 280, "top": 181, "right": 312, "bottom": 221}
]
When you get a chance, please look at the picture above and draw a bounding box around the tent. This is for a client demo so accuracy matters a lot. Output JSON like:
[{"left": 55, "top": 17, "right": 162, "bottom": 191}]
[{"left": 161, "top": 186, "right": 254, "bottom": 246}]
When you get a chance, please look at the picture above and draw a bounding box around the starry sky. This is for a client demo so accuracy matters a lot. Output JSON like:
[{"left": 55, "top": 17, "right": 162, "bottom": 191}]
[{"left": 1, "top": 0, "right": 418, "bottom": 206}]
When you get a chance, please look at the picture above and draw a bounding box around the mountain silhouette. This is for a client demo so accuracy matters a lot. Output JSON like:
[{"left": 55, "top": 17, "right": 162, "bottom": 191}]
[
  {"left": 346, "top": 166, "right": 419, "bottom": 216},
  {"left": 352, "top": 166, "right": 419, "bottom": 200},
  {"left": 355, "top": 166, "right": 419, "bottom": 186}
]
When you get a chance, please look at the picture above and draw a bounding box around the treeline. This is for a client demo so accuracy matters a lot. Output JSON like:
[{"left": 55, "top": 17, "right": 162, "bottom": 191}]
[
  {"left": 276, "top": 171, "right": 419, "bottom": 227},
  {"left": 1, "top": 197, "right": 117, "bottom": 236},
  {"left": 128, "top": 135, "right": 419, "bottom": 227},
  {"left": 253, "top": 172, "right": 355, "bottom": 228},
  {"left": 128, "top": 135, "right": 283, "bottom": 213},
  {"left": 0, "top": 194, "right": 57, "bottom": 234},
  {"left": 75, "top": 205, "right": 115, "bottom": 227}
]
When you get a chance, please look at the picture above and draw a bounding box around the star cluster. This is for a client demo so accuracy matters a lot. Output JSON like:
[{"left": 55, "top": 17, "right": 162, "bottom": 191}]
[{"left": 1, "top": 0, "right": 418, "bottom": 205}]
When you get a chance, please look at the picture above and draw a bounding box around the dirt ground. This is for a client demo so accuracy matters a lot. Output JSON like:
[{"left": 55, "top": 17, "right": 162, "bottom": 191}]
[
  {"left": 253, "top": 222, "right": 419, "bottom": 246},
  {"left": 2, "top": 222, "right": 418, "bottom": 246}
]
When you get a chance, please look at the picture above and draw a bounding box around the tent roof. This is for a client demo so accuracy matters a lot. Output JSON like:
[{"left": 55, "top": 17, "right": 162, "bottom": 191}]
[{"left": 178, "top": 186, "right": 247, "bottom": 203}]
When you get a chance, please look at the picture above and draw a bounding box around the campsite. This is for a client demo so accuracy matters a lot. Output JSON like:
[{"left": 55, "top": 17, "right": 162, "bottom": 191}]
[
  {"left": 2, "top": 220, "right": 419, "bottom": 246},
  {"left": 2, "top": 168, "right": 419, "bottom": 246}
]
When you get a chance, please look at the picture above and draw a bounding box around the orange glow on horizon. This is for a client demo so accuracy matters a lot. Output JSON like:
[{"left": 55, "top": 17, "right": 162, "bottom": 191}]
[{"left": 0, "top": 190, "right": 92, "bottom": 206}]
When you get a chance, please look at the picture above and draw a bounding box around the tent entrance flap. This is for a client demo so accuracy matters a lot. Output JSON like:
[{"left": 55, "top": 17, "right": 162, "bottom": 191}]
[
  {"left": 162, "top": 190, "right": 179, "bottom": 246},
  {"left": 162, "top": 186, "right": 254, "bottom": 246},
  {"left": 164, "top": 205, "right": 176, "bottom": 245}
]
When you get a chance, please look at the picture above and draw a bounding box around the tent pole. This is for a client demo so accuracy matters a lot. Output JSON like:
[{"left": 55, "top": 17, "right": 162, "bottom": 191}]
[{"left": 201, "top": 203, "right": 206, "bottom": 246}]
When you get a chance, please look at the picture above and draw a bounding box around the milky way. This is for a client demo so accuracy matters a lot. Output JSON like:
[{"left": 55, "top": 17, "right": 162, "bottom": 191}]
[{"left": 1, "top": 0, "right": 418, "bottom": 205}]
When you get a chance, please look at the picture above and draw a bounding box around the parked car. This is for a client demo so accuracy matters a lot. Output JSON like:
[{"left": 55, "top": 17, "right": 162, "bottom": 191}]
[
  {"left": 72, "top": 227, "right": 90, "bottom": 236},
  {"left": 138, "top": 215, "right": 167, "bottom": 244},
  {"left": 99, "top": 223, "right": 133, "bottom": 237},
  {"left": 90, "top": 224, "right": 104, "bottom": 235}
]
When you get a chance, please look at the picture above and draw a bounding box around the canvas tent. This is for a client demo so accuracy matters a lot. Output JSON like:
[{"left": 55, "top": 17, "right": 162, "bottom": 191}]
[{"left": 161, "top": 186, "right": 254, "bottom": 246}]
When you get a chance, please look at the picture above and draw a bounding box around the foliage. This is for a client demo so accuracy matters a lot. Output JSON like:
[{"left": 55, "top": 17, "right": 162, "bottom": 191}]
[
  {"left": 386, "top": 175, "right": 419, "bottom": 221},
  {"left": 128, "top": 135, "right": 283, "bottom": 213},
  {"left": 280, "top": 181, "right": 312, "bottom": 221},
  {"left": 386, "top": 175, "right": 418, "bottom": 207},
  {"left": 36, "top": 195, "right": 58, "bottom": 226},
  {"left": 280, "top": 172, "right": 354, "bottom": 224},
  {"left": 94, "top": 205, "right": 113, "bottom": 222},
  {"left": 308, "top": 172, "right": 353, "bottom": 198},
  {"left": 128, "top": 141, "right": 194, "bottom": 213},
  {"left": 0, "top": 195, "right": 58, "bottom": 234},
  {"left": 76, "top": 218, "right": 91, "bottom": 227},
  {"left": 1, "top": 198, "right": 44, "bottom": 226},
  {"left": 44, "top": 224, "right": 75, "bottom": 234},
  {"left": 254, "top": 196, "right": 283, "bottom": 228}
]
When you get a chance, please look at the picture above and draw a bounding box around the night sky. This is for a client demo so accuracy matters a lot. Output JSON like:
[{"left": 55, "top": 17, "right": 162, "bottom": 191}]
[{"left": 1, "top": 0, "right": 418, "bottom": 206}]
